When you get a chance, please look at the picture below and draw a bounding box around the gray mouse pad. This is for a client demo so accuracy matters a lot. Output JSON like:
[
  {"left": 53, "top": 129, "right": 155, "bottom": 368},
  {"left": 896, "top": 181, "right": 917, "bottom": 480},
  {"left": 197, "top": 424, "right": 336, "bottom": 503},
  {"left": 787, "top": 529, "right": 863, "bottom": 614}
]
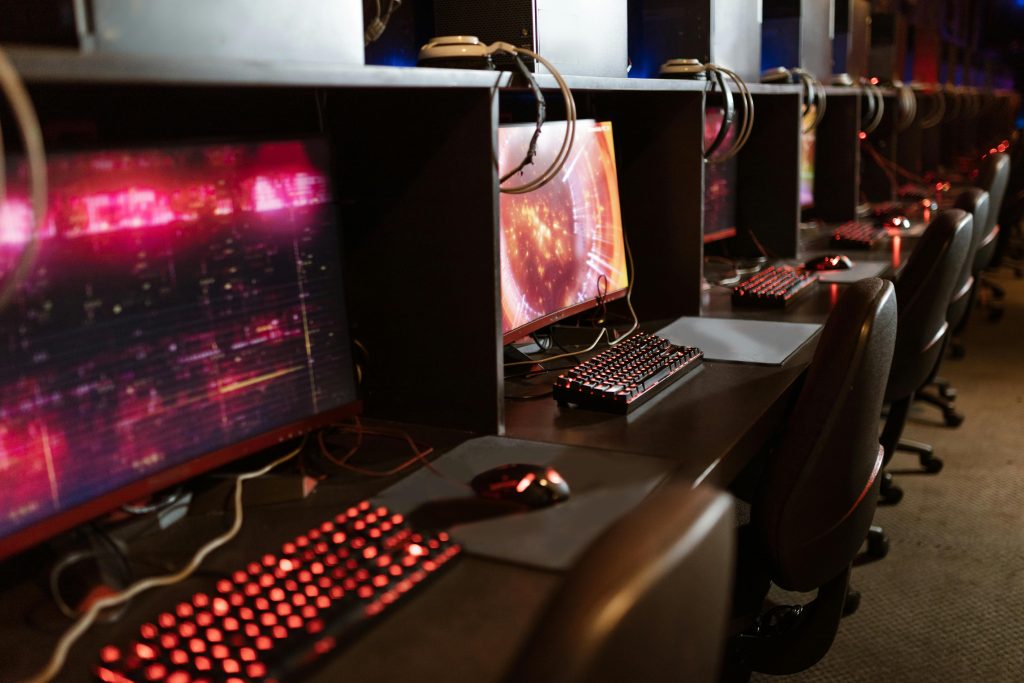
[
  {"left": 815, "top": 260, "right": 889, "bottom": 283},
  {"left": 657, "top": 316, "right": 821, "bottom": 366},
  {"left": 373, "top": 436, "right": 675, "bottom": 571}
]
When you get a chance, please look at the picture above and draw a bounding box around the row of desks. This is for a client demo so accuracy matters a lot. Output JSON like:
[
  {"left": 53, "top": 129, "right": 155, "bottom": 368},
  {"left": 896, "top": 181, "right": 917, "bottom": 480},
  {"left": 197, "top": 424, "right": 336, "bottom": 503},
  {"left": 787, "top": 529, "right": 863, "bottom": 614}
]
[{"left": 0, "top": 222, "right": 917, "bottom": 682}]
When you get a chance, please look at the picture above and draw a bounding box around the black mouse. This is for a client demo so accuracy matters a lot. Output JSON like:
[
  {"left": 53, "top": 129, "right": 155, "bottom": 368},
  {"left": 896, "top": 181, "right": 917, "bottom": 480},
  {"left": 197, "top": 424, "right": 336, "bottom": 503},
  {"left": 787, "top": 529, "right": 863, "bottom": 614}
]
[
  {"left": 804, "top": 254, "right": 854, "bottom": 271},
  {"left": 470, "top": 464, "right": 570, "bottom": 509}
]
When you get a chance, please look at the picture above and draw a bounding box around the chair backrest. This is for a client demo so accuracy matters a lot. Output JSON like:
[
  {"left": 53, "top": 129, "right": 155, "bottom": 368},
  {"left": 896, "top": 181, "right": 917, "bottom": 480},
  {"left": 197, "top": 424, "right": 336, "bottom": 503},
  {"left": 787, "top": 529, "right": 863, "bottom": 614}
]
[
  {"left": 973, "top": 152, "right": 1011, "bottom": 272},
  {"left": 753, "top": 278, "right": 896, "bottom": 592},
  {"left": 948, "top": 188, "right": 990, "bottom": 328},
  {"left": 505, "top": 485, "right": 735, "bottom": 683},
  {"left": 886, "top": 209, "right": 973, "bottom": 401}
]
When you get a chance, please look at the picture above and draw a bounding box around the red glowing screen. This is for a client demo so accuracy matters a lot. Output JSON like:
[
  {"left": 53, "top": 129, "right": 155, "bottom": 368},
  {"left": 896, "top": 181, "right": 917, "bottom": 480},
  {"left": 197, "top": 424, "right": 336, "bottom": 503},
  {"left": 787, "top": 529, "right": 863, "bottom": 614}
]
[
  {"left": 498, "top": 120, "right": 628, "bottom": 344},
  {"left": 704, "top": 107, "right": 739, "bottom": 243},
  {"left": 0, "top": 139, "right": 357, "bottom": 558}
]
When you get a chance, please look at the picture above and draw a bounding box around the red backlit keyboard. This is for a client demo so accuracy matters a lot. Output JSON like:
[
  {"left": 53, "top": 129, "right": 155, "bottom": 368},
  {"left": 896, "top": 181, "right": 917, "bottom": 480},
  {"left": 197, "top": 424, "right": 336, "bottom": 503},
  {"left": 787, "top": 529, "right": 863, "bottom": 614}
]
[
  {"left": 731, "top": 266, "right": 818, "bottom": 308},
  {"left": 95, "top": 501, "right": 459, "bottom": 682},
  {"left": 832, "top": 221, "right": 885, "bottom": 249},
  {"left": 553, "top": 332, "right": 703, "bottom": 414}
]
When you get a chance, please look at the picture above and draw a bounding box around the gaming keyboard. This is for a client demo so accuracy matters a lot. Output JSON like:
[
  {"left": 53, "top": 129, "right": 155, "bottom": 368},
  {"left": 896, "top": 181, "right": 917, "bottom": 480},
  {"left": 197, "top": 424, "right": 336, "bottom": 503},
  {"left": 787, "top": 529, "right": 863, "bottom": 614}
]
[
  {"left": 831, "top": 221, "right": 886, "bottom": 249},
  {"left": 96, "top": 501, "right": 460, "bottom": 682},
  {"left": 553, "top": 332, "right": 703, "bottom": 414},
  {"left": 731, "top": 265, "right": 818, "bottom": 308}
]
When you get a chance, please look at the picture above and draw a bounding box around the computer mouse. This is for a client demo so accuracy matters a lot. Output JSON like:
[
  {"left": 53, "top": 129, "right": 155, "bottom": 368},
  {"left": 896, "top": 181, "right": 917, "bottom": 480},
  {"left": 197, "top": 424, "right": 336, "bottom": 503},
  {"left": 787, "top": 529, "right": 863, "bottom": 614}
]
[
  {"left": 804, "top": 254, "right": 854, "bottom": 271},
  {"left": 469, "top": 464, "right": 570, "bottom": 509},
  {"left": 880, "top": 215, "right": 912, "bottom": 231}
]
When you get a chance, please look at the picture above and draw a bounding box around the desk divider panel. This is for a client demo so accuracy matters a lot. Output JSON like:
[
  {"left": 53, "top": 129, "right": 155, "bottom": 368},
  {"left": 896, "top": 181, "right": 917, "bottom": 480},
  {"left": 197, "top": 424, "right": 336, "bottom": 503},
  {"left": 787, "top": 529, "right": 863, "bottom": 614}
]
[
  {"left": 736, "top": 90, "right": 803, "bottom": 258},
  {"left": 587, "top": 89, "right": 706, "bottom": 321},
  {"left": 860, "top": 92, "right": 900, "bottom": 202},
  {"left": 814, "top": 88, "right": 861, "bottom": 223},
  {"left": 896, "top": 95, "right": 925, "bottom": 177},
  {"left": 333, "top": 88, "right": 503, "bottom": 435}
]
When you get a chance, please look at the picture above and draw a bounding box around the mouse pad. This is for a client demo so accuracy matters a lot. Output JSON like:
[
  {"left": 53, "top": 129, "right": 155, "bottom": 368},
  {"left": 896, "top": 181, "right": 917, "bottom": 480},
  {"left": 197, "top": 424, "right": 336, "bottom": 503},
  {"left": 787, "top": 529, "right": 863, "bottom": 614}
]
[
  {"left": 657, "top": 317, "right": 820, "bottom": 366},
  {"left": 373, "top": 436, "right": 675, "bottom": 571},
  {"left": 815, "top": 260, "right": 890, "bottom": 283}
]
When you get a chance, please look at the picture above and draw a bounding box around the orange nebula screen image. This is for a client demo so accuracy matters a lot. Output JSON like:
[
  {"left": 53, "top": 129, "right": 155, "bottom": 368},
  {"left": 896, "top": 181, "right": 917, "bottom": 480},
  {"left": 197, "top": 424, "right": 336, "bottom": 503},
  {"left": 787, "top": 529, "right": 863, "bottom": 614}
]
[{"left": 499, "top": 120, "right": 629, "bottom": 344}]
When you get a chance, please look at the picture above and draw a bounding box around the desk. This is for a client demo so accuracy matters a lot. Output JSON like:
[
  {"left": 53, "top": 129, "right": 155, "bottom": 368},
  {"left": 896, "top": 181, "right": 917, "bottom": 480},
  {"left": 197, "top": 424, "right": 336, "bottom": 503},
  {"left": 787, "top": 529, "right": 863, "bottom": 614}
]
[{"left": 0, "top": 221, "right": 924, "bottom": 683}]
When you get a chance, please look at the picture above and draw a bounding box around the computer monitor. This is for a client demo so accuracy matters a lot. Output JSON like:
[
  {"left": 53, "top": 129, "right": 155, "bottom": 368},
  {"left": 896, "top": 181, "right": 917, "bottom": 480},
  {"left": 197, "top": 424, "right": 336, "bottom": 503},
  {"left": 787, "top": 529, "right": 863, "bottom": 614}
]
[
  {"left": 0, "top": 138, "right": 358, "bottom": 559},
  {"left": 498, "top": 120, "right": 629, "bottom": 345},
  {"left": 703, "top": 106, "right": 739, "bottom": 243},
  {"left": 800, "top": 105, "right": 817, "bottom": 210}
]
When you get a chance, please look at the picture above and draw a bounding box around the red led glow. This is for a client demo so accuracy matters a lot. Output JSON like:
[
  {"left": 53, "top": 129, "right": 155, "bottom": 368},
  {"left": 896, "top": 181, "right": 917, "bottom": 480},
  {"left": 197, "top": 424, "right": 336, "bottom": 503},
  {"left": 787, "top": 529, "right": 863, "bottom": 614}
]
[
  {"left": 135, "top": 643, "right": 157, "bottom": 660},
  {"left": 212, "top": 597, "right": 230, "bottom": 616},
  {"left": 313, "top": 636, "right": 337, "bottom": 655},
  {"left": 145, "top": 663, "right": 167, "bottom": 681}
]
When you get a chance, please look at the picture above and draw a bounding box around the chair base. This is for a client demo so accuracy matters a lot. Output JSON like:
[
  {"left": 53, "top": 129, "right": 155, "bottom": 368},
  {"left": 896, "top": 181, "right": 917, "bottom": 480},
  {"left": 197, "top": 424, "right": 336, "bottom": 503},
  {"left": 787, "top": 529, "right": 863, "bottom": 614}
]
[
  {"left": 866, "top": 525, "right": 890, "bottom": 559},
  {"left": 896, "top": 438, "right": 944, "bottom": 473},
  {"left": 879, "top": 471, "right": 903, "bottom": 505},
  {"left": 914, "top": 390, "right": 965, "bottom": 428}
]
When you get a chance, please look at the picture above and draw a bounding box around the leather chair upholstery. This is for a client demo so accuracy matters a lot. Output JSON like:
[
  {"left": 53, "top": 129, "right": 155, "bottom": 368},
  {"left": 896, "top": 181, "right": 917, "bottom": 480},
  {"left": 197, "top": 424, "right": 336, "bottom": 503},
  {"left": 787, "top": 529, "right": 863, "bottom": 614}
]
[
  {"left": 909, "top": 189, "right": 991, "bottom": 431},
  {"left": 506, "top": 484, "right": 735, "bottom": 683},
  {"left": 729, "top": 278, "right": 897, "bottom": 676},
  {"left": 879, "top": 210, "right": 973, "bottom": 501}
]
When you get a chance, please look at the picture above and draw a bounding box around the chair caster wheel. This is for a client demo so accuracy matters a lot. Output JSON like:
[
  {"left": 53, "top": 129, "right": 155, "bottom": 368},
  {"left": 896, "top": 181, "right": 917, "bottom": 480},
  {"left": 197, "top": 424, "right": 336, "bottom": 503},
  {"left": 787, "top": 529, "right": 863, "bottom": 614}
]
[
  {"left": 943, "top": 409, "right": 965, "bottom": 428},
  {"left": 879, "top": 483, "right": 903, "bottom": 505},
  {"left": 843, "top": 589, "right": 862, "bottom": 617},
  {"left": 921, "top": 455, "right": 944, "bottom": 473},
  {"left": 867, "top": 527, "right": 890, "bottom": 559}
]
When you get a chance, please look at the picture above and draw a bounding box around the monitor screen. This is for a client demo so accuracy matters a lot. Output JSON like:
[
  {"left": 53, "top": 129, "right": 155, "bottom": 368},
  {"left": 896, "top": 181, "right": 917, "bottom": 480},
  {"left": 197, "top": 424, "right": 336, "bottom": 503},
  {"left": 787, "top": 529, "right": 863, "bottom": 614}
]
[
  {"left": 704, "top": 107, "right": 739, "bottom": 243},
  {"left": 498, "top": 120, "right": 629, "bottom": 345},
  {"left": 800, "top": 106, "right": 817, "bottom": 209},
  {"left": 0, "top": 139, "right": 357, "bottom": 558}
]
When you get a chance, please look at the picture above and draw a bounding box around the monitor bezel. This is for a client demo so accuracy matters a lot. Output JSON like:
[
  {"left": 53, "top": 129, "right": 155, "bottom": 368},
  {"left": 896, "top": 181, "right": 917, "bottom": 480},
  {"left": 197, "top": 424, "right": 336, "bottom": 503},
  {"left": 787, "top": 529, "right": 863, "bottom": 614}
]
[
  {"left": 0, "top": 136, "right": 361, "bottom": 560},
  {"left": 498, "top": 120, "right": 630, "bottom": 346}
]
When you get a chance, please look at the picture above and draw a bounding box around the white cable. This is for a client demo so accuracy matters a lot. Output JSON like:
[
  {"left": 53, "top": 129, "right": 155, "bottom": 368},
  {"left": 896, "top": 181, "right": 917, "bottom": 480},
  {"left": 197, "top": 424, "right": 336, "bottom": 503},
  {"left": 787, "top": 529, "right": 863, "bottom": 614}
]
[
  {"left": 493, "top": 42, "right": 577, "bottom": 195},
  {"left": 0, "top": 45, "right": 47, "bottom": 313},
  {"left": 22, "top": 436, "right": 309, "bottom": 683}
]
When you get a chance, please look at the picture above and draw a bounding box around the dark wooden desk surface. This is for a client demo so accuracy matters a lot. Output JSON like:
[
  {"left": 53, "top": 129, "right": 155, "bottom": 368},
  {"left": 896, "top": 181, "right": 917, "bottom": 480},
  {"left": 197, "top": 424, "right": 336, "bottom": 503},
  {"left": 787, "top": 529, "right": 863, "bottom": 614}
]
[{"left": 0, "top": 221, "right": 924, "bottom": 683}]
